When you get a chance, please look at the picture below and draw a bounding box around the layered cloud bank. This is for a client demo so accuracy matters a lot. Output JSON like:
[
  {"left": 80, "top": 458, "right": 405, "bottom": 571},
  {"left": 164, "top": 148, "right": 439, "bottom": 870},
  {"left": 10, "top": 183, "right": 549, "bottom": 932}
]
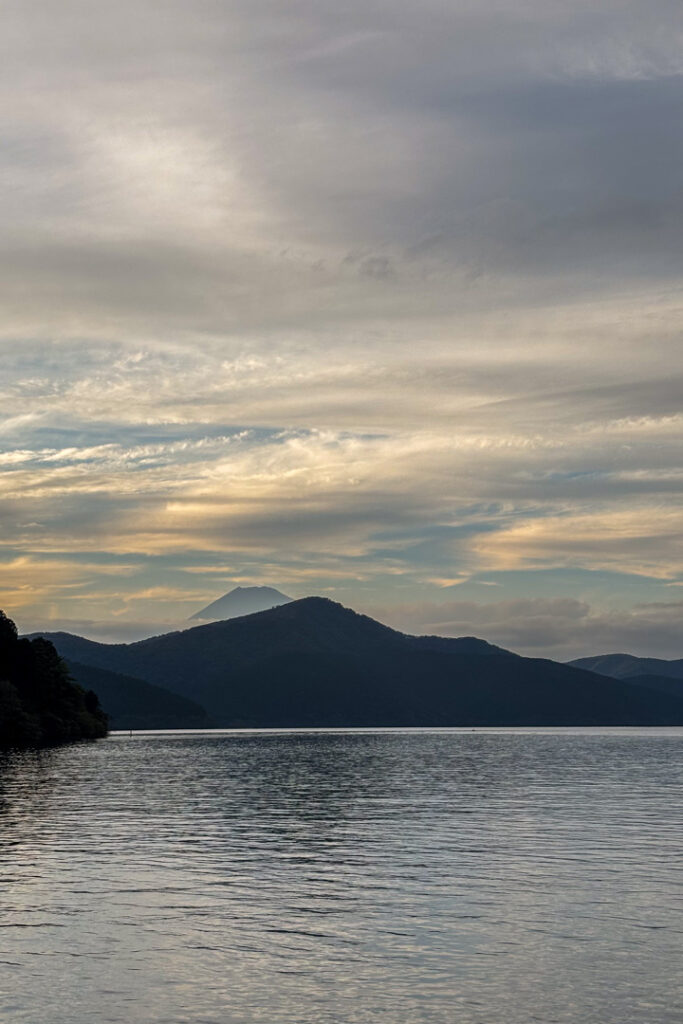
[
  {"left": 1, "top": 0, "right": 682, "bottom": 657},
  {"left": 371, "top": 597, "right": 683, "bottom": 663}
]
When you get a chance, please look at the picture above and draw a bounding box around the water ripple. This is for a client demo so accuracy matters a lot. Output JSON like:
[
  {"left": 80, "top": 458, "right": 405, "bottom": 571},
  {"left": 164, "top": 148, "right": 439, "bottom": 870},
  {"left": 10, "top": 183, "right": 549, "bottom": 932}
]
[{"left": 1, "top": 729, "right": 682, "bottom": 1023}]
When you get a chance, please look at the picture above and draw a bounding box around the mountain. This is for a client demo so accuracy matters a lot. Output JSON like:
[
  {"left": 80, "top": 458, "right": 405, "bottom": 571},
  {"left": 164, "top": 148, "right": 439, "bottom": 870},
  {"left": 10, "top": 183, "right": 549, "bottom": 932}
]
[
  {"left": 190, "top": 585, "right": 293, "bottom": 621},
  {"left": 65, "top": 661, "right": 211, "bottom": 730},
  {"left": 570, "top": 653, "right": 683, "bottom": 680},
  {"left": 0, "top": 610, "right": 107, "bottom": 748},
  {"left": 569, "top": 653, "right": 683, "bottom": 701},
  {"left": 32, "top": 598, "right": 683, "bottom": 727}
]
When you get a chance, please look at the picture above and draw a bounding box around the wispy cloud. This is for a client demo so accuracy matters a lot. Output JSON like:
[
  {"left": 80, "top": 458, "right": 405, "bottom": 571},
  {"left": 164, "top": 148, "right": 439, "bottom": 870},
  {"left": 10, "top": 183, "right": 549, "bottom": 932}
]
[
  {"left": 368, "top": 596, "right": 683, "bottom": 662},
  {"left": 1, "top": 0, "right": 682, "bottom": 654}
]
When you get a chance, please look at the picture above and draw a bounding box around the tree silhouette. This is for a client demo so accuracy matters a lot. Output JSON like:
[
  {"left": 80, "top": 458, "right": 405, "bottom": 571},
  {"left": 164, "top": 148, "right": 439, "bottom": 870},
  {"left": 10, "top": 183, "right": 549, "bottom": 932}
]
[{"left": 0, "top": 610, "right": 107, "bottom": 748}]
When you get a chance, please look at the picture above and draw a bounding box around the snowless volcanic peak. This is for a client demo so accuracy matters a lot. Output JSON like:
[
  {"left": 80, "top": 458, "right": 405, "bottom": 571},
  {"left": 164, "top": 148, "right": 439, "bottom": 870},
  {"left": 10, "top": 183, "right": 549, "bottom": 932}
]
[{"left": 190, "top": 586, "right": 293, "bottom": 621}]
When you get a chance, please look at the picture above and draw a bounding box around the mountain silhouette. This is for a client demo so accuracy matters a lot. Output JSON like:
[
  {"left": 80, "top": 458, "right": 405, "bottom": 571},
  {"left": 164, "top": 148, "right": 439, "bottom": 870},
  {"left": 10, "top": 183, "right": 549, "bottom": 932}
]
[
  {"left": 190, "top": 585, "right": 292, "bottom": 621},
  {"left": 65, "top": 661, "right": 210, "bottom": 730},
  {"left": 32, "top": 598, "right": 683, "bottom": 727},
  {"left": 569, "top": 653, "right": 683, "bottom": 701},
  {"left": 570, "top": 652, "right": 683, "bottom": 680}
]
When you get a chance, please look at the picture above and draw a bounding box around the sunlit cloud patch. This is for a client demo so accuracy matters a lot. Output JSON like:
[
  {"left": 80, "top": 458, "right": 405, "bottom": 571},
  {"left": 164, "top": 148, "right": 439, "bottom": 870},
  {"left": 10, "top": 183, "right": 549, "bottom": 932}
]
[{"left": 0, "top": 0, "right": 682, "bottom": 658}]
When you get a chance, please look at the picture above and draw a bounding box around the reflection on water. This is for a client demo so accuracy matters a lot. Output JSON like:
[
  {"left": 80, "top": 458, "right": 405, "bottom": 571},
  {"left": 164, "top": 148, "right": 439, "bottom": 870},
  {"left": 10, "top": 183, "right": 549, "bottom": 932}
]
[{"left": 1, "top": 729, "right": 682, "bottom": 1023}]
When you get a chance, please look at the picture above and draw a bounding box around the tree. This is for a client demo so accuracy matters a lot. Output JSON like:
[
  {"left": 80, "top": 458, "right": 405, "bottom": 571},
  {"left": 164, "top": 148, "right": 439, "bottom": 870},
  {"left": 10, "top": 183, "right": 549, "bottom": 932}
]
[{"left": 0, "top": 610, "right": 108, "bottom": 749}]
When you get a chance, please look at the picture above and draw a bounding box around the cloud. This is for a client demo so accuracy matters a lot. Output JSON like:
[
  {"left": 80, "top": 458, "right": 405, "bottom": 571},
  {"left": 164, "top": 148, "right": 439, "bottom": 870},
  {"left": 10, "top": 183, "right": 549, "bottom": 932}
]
[
  {"left": 368, "top": 596, "right": 683, "bottom": 661},
  {"left": 0, "top": 1, "right": 681, "bottom": 341},
  {"left": 0, "top": 0, "right": 682, "bottom": 650},
  {"left": 471, "top": 509, "right": 683, "bottom": 579}
]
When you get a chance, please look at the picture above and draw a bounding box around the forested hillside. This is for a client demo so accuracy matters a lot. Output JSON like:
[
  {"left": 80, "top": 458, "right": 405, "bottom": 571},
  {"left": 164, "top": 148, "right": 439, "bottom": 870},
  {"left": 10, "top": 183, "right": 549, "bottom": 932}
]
[
  {"left": 35, "top": 598, "right": 683, "bottom": 728},
  {"left": 0, "top": 611, "right": 107, "bottom": 748}
]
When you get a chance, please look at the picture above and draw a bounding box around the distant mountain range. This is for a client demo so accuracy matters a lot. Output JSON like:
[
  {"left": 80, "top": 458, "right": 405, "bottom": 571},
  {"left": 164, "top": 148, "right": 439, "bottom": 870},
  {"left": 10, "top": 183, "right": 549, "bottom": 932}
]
[
  {"left": 569, "top": 653, "right": 683, "bottom": 701},
  {"left": 33, "top": 598, "right": 683, "bottom": 728},
  {"left": 190, "top": 585, "right": 292, "bottom": 621}
]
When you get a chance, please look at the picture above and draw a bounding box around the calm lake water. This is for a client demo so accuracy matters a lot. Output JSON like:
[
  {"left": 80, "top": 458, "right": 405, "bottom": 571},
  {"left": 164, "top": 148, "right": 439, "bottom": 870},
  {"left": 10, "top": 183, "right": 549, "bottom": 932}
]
[{"left": 1, "top": 729, "right": 682, "bottom": 1024}]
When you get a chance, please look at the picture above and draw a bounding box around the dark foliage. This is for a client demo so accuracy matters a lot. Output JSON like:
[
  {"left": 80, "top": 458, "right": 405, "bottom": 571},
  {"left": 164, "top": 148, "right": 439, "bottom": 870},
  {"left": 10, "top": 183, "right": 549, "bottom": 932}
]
[
  {"left": 615, "top": 673, "right": 683, "bottom": 701},
  {"left": 65, "top": 660, "right": 210, "bottom": 730},
  {"left": 35, "top": 598, "right": 683, "bottom": 727},
  {"left": 0, "top": 610, "right": 108, "bottom": 749}
]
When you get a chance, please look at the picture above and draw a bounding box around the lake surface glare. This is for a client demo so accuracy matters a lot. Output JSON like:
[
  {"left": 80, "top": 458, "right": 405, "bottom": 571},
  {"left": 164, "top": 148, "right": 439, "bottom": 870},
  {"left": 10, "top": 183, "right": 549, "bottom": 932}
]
[{"left": 1, "top": 729, "right": 682, "bottom": 1024}]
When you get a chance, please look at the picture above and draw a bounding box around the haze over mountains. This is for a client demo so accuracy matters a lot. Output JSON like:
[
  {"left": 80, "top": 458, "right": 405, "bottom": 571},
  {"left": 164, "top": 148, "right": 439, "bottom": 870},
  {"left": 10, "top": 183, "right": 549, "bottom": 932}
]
[
  {"left": 570, "top": 653, "right": 683, "bottom": 701},
  {"left": 570, "top": 653, "right": 683, "bottom": 680},
  {"left": 190, "top": 586, "right": 292, "bottom": 621},
  {"left": 36, "top": 598, "right": 683, "bottom": 728}
]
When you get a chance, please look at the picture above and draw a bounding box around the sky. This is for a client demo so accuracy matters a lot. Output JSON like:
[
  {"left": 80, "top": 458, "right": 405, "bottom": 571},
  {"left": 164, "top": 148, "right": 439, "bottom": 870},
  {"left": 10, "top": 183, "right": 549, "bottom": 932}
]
[{"left": 1, "top": 0, "right": 682, "bottom": 659}]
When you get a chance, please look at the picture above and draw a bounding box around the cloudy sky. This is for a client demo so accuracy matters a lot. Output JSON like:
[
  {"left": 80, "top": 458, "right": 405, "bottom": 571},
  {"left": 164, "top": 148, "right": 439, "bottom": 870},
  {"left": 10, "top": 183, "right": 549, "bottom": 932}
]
[{"left": 1, "top": 0, "right": 682, "bottom": 658}]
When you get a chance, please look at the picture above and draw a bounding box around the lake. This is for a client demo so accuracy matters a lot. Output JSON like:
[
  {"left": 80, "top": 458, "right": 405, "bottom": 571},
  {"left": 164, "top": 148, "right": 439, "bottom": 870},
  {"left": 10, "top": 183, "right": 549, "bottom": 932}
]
[{"left": 1, "top": 728, "right": 682, "bottom": 1023}]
